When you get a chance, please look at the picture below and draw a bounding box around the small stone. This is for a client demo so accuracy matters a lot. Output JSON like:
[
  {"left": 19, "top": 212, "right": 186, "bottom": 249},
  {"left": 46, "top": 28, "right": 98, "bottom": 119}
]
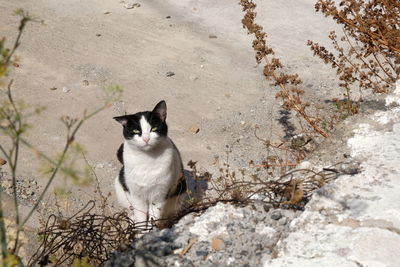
[
  {"left": 96, "top": 33, "right": 101, "bottom": 37},
  {"left": 189, "top": 125, "right": 200, "bottom": 134},
  {"left": 208, "top": 34, "right": 217, "bottom": 39},
  {"left": 240, "top": 250, "right": 249, "bottom": 256},
  {"left": 166, "top": 15, "right": 171, "bottom": 19},
  {"left": 240, "top": 121, "right": 245, "bottom": 125},
  {"left": 0, "top": 158, "right": 6, "bottom": 166},
  {"left": 82, "top": 80, "right": 89, "bottom": 86},
  {"left": 104, "top": 11, "right": 111, "bottom": 14},
  {"left": 124, "top": 2, "right": 141, "bottom": 9},
  {"left": 189, "top": 75, "right": 198, "bottom": 81},
  {"left": 166, "top": 71, "right": 175, "bottom": 77},
  {"left": 271, "top": 211, "right": 282, "bottom": 220},
  {"left": 200, "top": 64, "right": 204, "bottom": 68},
  {"left": 195, "top": 250, "right": 208, "bottom": 257},
  {"left": 211, "top": 238, "right": 225, "bottom": 251},
  {"left": 62, "top": 87, "right": 70, "bottom": 93},
  {"left": 50, "top": 87, "right": 57, "bottom": 91}
]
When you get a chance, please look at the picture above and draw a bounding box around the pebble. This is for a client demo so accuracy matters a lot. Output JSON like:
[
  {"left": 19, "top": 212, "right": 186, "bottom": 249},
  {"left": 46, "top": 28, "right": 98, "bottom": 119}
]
[
  {"left": 211, "top": 238, "right": 225, "bottom": 251},
  {"left": 166, "top": 71, "right": 175, "bottom": 77},
  {"left": 189, "top": 125, "right": 200, "bottom": 134},
  {"left": 209, "top": 34, "right": 217, "bottom": 39},
  {"left": 270, "top": 211, "right": 282, "bottom": 220},
  {"left": 62, "top": 87, "right": 70, "bottom": 93},
  {"left": 82, "top": 80, "right": 89, "bottom": 86},
  {"left": 124, "top": 2, "right": 141, "bottom": 9}
]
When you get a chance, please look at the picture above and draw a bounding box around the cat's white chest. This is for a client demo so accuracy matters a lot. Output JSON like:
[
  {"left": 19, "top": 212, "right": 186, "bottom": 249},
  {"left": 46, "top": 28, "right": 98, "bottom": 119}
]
[{"left": 123, "top": 139, "right": 178, "bottom": 199}]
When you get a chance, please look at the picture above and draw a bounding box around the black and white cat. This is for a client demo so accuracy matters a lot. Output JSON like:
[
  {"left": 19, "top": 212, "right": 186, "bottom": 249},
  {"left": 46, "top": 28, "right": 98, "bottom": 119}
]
[{"left": 114, "top": 100, "right": 186, "bottom": 224}]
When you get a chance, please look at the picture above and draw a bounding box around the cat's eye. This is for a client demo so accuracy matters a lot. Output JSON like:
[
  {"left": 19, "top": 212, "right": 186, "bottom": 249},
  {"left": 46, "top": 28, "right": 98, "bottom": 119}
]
[
  {"left": 132, "top": 129, "right": 140, "bottom": 134},
  {"left": 151, "top": 127, "right": 158, "bottom": 132}
]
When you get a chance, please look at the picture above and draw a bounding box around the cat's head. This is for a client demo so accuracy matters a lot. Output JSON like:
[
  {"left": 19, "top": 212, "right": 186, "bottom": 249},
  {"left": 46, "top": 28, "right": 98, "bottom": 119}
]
[{"left": 114, "top": 100, "right": 168, "bottom": 151}]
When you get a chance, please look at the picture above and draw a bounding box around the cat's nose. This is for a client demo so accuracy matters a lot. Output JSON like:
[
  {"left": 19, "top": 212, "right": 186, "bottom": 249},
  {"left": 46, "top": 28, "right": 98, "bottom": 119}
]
[{"left": 143, "top": 136, "right": 150, "bottom": 144}]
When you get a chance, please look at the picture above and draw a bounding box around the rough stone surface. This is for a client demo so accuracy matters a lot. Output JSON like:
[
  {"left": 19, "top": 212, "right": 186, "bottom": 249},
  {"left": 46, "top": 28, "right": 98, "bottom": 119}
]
[
  {"left": 266, "top": 81, "right": 400, "bottom": 267},
  {"left": 105, "top": 203, "right": 301, "bottom": 266}
]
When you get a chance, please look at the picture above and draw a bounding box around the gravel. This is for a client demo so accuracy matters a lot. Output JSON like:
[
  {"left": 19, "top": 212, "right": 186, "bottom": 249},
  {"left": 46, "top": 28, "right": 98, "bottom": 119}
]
[{"left": 105, "top": 202, "right": 301, "bottom": 267}]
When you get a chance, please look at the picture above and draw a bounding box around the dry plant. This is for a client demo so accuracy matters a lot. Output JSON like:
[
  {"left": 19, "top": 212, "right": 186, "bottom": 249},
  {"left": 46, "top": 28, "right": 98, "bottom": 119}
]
[
  {"left": 185, "top": 159, "right": 340, "bottom": 212},
  {"left": 239, "top": 0, "right": 329, "bottom": 138},
  {"left": 308, "top": 0, "right": 399, "bottom": 99},
  {"left": 28, "top": 201, "right": 150, "bottom": 267}
]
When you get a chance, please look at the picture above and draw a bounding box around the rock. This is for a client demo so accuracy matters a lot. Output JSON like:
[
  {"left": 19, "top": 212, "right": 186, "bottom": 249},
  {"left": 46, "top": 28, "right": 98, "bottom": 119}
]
[
  {"left": 266, "top": 90, "right": 400, "bottom": 267},
  {"left": 124, "top": 2, "right": 141, "bottom": 9},
  {"left": 0, "top": 158, "right": 6, "bottom": 166},
  {"left": 105, "top": 202, "right": 300, "bottom": 267},
  {"left": 208, "top": 34, "right": 217, "bottom": 39},
  {"left": 49, "top": 86, "right": 57, "bottom": 90},
  {"left": 189, "top": 124, "right": 200, "bottom": 134},
  {"left": 211, "top": 238, "right": 225, "bottom": 251},
  {"left": 166, "top": 71, "right": 175, "bottom": 77},
  {"left": 270, "top": 211, "right": 282, "bottom": 221},
  {"left": 82, "top": 80, "right": 89, "bottom": 86},
  {"left": 62, "top": 87, "right": 70, "bottom": 93}
]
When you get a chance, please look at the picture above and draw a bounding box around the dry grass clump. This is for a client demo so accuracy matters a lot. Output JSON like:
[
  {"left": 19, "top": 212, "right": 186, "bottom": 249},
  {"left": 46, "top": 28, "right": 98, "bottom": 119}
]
[{"left": 308, "top": 0, "right": 400, "bottom": 98}]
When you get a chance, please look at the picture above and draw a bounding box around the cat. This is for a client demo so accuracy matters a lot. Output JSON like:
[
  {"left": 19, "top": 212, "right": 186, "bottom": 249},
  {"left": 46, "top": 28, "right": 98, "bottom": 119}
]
[{"left": 113, "top": 100, "right": 187, "bottom": 225}]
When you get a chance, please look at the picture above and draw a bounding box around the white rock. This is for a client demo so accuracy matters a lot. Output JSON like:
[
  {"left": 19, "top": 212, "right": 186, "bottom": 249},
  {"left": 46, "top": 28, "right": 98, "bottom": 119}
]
[
  {"left": 189, "top": 202, "right": 244, "bottom": 241},
  {"left": 267, "top": 89, "right": 400, "bottom": 267}
]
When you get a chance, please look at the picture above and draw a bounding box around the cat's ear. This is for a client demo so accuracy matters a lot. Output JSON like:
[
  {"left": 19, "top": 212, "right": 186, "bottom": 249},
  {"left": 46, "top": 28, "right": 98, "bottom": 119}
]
[
  {"left": 114, "top": 115, "right": 128, "bottom": 126},
  {"left": 152, "top": 100, "right": 167, "bottom": 122}
]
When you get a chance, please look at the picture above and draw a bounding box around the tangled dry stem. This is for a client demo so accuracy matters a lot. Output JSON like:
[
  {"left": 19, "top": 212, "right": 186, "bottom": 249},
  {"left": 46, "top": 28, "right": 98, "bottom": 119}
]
[
  {"left": 239, "top": 0, "right": 329, "bottom": 138},
  {"left": 309, "top": 0, "right": 399, "bottom": 96},
  {"left": 28, "top": 201, "right": 151, "bottom": 266}
]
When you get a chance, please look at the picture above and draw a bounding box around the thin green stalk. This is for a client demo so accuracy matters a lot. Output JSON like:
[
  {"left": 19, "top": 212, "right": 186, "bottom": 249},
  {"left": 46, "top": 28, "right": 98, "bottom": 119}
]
[
  {"left": 4, "top": 80, "right": 23, "bottom": 254},
  {"left": 0, "top": 192, "right": 8, "bottom": 262},
  {"left": 4, "top": 14, "right": 30, "bottom": 66}
]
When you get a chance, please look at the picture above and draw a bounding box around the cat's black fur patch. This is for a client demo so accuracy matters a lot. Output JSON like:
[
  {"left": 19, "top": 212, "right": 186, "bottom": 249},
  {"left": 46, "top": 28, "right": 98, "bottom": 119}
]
[
  {"left": 117, "top": 143, "right": 124, "bottom": 164},
  {"left": 118, "top": 166, "right": 129, "bottom": 192}
]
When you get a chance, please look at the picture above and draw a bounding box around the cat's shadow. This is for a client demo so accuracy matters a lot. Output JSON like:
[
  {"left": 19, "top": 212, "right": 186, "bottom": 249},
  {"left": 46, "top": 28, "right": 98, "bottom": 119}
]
[{"left": 183, "top": 169, "right": 209, "bottom": 206}]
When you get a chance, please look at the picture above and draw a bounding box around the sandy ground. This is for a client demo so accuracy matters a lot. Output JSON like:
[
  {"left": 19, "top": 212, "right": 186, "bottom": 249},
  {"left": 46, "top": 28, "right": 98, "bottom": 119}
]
[{"left": 0, "top": 0, "right": 344, "bottom": 229}]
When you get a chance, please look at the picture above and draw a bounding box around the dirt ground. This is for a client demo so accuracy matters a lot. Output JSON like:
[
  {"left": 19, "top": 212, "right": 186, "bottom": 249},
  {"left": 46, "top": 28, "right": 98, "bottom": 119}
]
[{"left": 0, "top": 0, "right": 344, "bottom": 231}]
